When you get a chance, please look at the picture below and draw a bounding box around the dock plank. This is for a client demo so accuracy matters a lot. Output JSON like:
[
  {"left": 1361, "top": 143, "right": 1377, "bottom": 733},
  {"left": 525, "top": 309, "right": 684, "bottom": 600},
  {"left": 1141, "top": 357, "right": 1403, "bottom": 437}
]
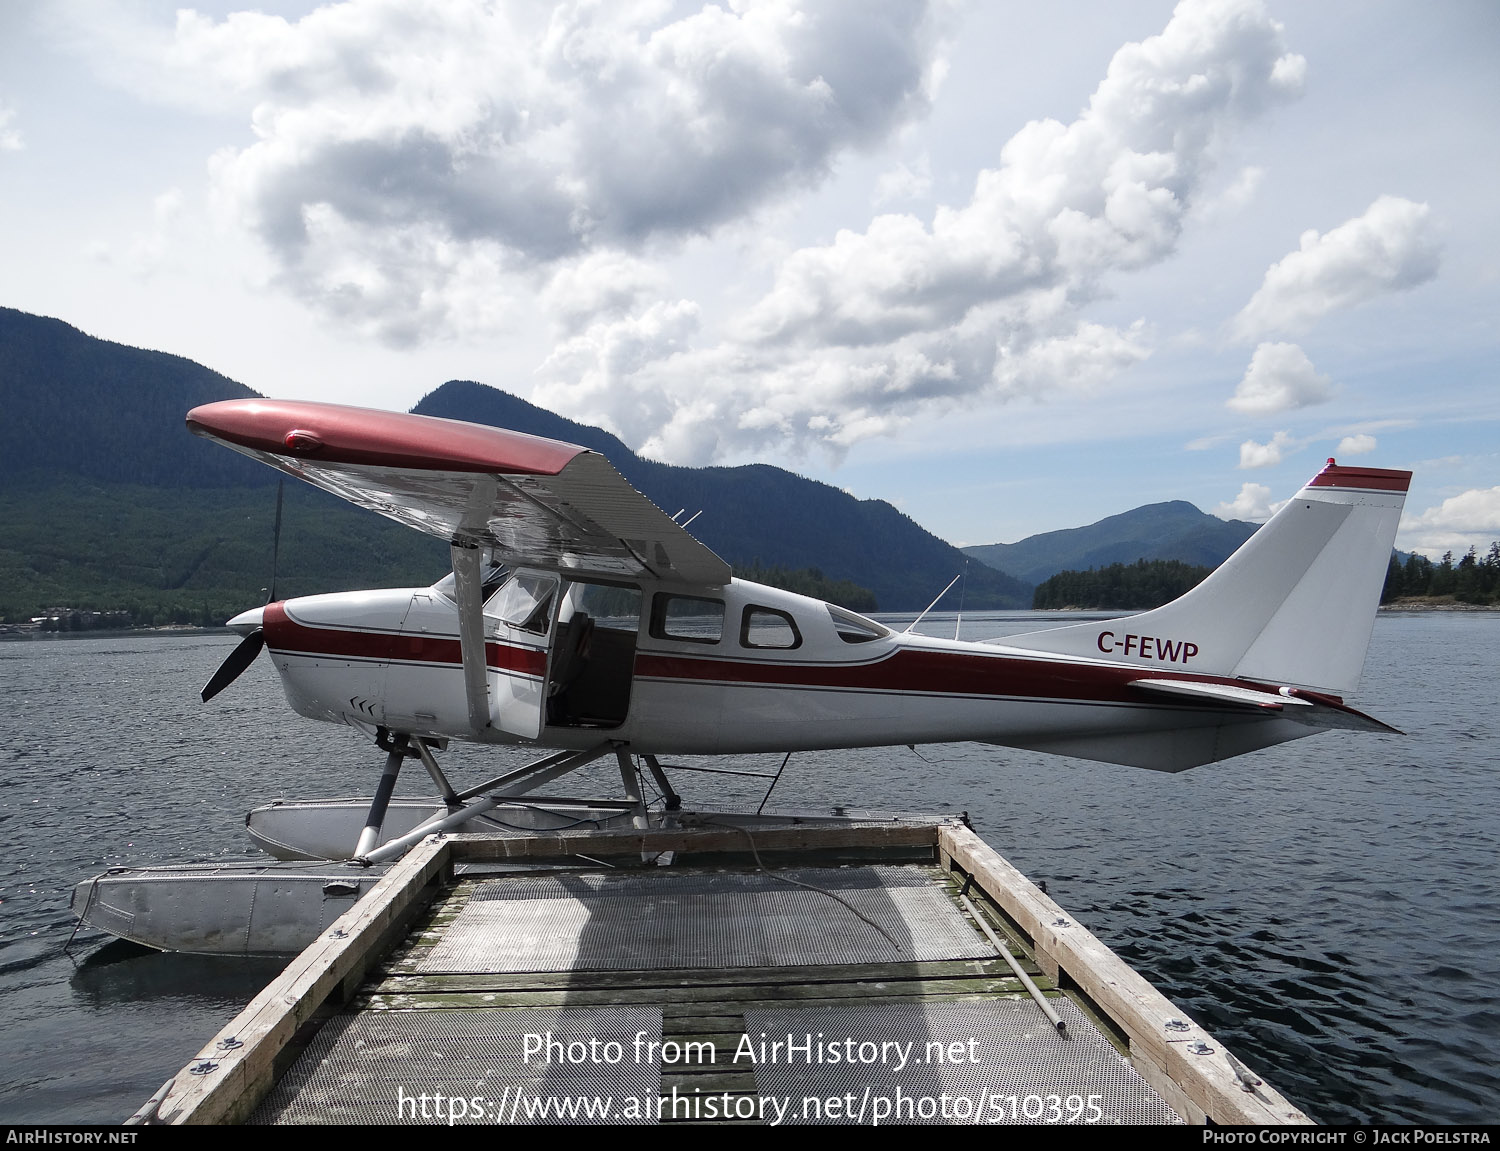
[{"left": 142, "top": 817, "right": 1312, "bottom": 1126}]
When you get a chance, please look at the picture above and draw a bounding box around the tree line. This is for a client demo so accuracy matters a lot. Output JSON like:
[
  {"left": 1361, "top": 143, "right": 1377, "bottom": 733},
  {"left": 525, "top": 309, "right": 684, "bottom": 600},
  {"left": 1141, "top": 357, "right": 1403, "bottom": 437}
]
[
  {"left": 1029, "top": 544, "right": 1500, "bottom": 612},
  {"left": 1382, "top": 544, "right": 1500, "bottom": 604},
  {"left": 1032, "top": 559, "right": 1212, "bottom": 610}
]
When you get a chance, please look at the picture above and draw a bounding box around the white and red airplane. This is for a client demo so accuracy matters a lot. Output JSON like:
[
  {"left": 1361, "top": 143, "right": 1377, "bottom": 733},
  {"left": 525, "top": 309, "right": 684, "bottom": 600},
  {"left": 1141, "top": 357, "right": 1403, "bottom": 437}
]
[{"left": 187, "top": 398, "right": 1408, "bottom": 864}]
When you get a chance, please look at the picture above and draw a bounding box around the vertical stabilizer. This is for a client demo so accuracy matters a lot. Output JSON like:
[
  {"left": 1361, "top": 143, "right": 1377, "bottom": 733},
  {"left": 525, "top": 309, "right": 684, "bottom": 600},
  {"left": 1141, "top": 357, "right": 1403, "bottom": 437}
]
[{"left": 1001, "top": 462, "right": 1411, "bottom": 695}]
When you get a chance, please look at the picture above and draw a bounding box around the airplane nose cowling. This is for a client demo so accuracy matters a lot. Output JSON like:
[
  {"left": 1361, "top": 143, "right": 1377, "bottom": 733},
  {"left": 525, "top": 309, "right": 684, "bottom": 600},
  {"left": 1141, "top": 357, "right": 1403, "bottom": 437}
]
[{"left": 227, "top": 606, "right": 266, "bottom": 636}]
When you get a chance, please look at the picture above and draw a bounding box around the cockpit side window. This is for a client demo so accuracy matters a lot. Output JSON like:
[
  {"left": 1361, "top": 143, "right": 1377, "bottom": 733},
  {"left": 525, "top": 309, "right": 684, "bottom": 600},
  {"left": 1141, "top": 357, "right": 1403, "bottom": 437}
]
[
  {"left": 650, "top": 594, "right": 724, "bottom": 644},
  {"left": 741, "top": 606, "right": 802, "bottom": 650},
  {"left": 828, "top": 604, "right": 890, "bottom": 644},
  {"left": 486, "top": 573, "right": 555, "bottom": 635}
]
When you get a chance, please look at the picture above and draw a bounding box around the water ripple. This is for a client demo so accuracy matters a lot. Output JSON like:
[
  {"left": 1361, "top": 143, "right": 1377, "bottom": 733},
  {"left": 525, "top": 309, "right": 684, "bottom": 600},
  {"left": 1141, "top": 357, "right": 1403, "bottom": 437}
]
[{"left": 1, "top": 616, "right": 1497, "bottom": 1124}]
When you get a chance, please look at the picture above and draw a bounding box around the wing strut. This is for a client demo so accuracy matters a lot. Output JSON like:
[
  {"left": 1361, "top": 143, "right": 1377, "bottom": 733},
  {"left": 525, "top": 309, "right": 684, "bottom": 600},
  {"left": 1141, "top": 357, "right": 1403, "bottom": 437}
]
[{"left": 450, "top": 542, "right": 492, "bottom": 736}]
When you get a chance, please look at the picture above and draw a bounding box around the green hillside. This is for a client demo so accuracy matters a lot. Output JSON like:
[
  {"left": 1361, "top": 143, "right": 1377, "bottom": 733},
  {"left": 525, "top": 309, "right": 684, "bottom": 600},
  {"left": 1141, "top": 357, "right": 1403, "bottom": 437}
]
[
  {"left": 0, "top": 308, "right": 268, "bottom": 488},
  {"left": 0, "top": 478, "right": 449, "bottom": 624},
  {"left": 0, "top": 309, "right": 1030, "bottom": 621}
]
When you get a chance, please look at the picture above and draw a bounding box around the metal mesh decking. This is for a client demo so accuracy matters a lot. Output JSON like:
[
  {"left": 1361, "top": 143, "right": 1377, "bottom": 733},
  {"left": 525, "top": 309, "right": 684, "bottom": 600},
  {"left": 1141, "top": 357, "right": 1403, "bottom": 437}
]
[
  {"left": 743, "top": 1001, "right": 1183, "bottom": 1125},
  {"left": 253, "top": 1005, "right": 663, "bottom": 1125},
  {"left": 415, "top": 866, "right": 995, "bottom": 973}
]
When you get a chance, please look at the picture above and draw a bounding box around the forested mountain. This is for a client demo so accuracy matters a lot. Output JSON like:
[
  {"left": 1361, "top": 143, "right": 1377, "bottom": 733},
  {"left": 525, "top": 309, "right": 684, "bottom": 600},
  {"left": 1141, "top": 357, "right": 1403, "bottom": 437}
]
[
  {"left": 0, "top": 308, "right": 267, "bottom": 488},
  {"left": 962, "top": 500, "right": 1259, "bottom": 585},
  {"left": 0, "top": 308, "right": 450, "bottom": 623},
  {"left": 0, "top": 308, "right": 1030, "bottom": 621}
]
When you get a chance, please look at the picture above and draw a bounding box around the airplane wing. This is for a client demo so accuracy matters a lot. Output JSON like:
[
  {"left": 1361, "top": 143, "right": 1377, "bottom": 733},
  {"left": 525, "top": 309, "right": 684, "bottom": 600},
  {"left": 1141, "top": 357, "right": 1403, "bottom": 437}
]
[{"left": 186, "top": 399, "right": 731, "bottom": 586}]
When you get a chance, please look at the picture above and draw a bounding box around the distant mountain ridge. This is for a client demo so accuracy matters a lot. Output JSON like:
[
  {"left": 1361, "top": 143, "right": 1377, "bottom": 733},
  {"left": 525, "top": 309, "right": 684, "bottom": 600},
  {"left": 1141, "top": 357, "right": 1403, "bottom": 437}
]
[
  {"left": 0, "top": 307, "right": 267, "bottom": 488},
  {"left": 414, "top": 381, "right": 1032, "bottom": 610},
  {"left": 0, "top": 308, "right": 1031, "bottom": 616},
  {"left": 963, "top": 500, "right": 1259, "bottom": 586}
]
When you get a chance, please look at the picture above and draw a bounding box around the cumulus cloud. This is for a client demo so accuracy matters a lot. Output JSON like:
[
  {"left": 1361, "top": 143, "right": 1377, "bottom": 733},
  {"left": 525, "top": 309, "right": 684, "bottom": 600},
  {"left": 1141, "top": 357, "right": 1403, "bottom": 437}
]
[
  {"left": 539, "top": 251, "right": 671, "bottom": 340},
  {"left": 541, "top": 0, "right": 1308, "bottom": 460},
  {"left": 1335, "top": 433, "right": 1376, "bottom": 456},
  {"left": 0, "top": 103, "right": 21, "bottom": 151},
  {"left": 1238, "top": 429, "right": 1296, "bottom": 468},
  {"left": 1195, "top": 164, "right": 1262, "bottom": 221},
  {"left": 86, "top": 187, "right": 188, "bottom": 276},
  {"left": 534, "top": 298, "right": 704, "bottom": 449},
  {"left": 743, "top": 0, "right": 1304, "bottom": 351},
  {"left": 1402, "top": 487, "right": 1500, "bottom": 557},
  {"left": 872, "top": 156, "right": 932, "bottom": 207},
  {"left": 157, "top": 0, "right": 939, "bottom": 341},
  {"left": 1227, "top": 341, "right": 1331, "bottom": 413},
  {"left": 1214, "top": 481, "right": 1285, "bottom": 522},
  {"left": 1233, "top": 195, "right": 1441, "bottom": 338}
]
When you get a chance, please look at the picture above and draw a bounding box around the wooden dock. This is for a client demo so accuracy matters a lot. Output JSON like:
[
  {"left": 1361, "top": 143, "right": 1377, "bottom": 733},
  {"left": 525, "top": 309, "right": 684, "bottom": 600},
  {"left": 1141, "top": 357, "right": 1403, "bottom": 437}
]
[{"left": 130, "top": 813, "right": 1312, "bottom": 1126}]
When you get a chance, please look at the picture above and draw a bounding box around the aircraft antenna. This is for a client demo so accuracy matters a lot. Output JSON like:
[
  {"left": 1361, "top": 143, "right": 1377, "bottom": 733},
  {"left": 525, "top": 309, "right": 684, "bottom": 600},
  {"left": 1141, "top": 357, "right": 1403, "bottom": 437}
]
[
  {"left": 905, "top": 571, "right": 963, "bottom": 634},
  {"left": 953, "top": 558, "right": 969, "bottom": 641}
]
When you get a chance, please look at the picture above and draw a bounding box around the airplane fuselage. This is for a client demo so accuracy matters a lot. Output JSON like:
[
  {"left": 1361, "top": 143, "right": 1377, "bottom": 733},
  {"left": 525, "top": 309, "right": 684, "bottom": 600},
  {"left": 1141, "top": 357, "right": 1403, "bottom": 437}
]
[{"left": 252, "top": 573, "right": 1315, "bottom": 773}]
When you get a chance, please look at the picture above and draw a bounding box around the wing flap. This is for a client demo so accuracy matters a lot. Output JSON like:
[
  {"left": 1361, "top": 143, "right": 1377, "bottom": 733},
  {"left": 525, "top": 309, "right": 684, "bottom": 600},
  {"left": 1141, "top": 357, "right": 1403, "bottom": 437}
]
[{"left": 187, "top": 399, "right": 731, "bottom": 586}]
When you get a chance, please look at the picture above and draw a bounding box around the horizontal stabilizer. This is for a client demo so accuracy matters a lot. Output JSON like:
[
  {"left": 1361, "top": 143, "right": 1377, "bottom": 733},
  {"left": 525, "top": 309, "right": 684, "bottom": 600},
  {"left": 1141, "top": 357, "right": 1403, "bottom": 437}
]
[{"left": 1129, "top": 678, "right": 1311, "bottom": 711}]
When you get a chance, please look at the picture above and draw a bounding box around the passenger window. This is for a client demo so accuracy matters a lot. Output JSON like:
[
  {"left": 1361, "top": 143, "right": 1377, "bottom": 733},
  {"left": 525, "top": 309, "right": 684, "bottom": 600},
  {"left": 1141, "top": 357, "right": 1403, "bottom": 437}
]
[
  {"left": 742, "top": 606, "right": 801, "bottom": 650},
  {"left": 828, "top": 604, "right": 889, "bottom": 644},
  {"left": 650, "top": 594, "right": 724, "bottom": 644}
]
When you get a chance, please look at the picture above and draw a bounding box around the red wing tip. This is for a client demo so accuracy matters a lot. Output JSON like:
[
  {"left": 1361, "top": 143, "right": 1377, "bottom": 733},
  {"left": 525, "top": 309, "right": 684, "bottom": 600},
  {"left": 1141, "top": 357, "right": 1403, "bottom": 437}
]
[
  {"left": 1307, "top": 461, "right": 1412, "bottom": 493},
  {"left": 186, "top": 398, "right": 586, "bottom": 476}
]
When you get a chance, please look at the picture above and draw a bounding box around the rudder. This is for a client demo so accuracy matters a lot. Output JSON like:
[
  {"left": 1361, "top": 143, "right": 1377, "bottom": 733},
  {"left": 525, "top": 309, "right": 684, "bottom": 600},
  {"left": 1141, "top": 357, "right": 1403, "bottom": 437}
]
[{"left": 1001, "top": 461, "right": 1411, "bottom": 696}]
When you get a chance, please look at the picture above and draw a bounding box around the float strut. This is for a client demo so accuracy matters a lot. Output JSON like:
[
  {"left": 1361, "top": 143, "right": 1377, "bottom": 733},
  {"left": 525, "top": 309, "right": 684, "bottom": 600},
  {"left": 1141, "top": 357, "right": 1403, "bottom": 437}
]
[
  {"left": 642, "top": 754, "right": 681, "bottom": 811},
  {"left": 616, "top": 750, "right": 650, "bottom": 830},
  {"left": 415, "top": 739, "right": 462, "bottom": 808},
  {"left": 355, "top": 733, "right": 408, "bottom": 857}
]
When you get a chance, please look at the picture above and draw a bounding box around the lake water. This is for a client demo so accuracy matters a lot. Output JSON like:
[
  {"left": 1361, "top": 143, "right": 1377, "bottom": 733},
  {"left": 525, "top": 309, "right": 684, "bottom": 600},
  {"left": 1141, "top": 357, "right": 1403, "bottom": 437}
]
[{"left": 0, "top": 612, "right": 1496, "bottom": 1124}]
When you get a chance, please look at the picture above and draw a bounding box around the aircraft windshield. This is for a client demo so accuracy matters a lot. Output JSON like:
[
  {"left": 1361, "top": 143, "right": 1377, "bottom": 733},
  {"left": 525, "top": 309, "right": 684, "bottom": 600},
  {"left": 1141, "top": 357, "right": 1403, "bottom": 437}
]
[{"left": 432, "top": 556, "right": 509, "bottom": 602}]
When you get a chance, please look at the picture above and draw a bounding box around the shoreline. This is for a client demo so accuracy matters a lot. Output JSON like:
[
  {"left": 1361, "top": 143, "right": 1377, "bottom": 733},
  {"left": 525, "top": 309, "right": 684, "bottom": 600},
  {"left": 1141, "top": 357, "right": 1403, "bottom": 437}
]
[
  {"left": 5, "top": 600, "right": 1496, "bottom": 640},
  {"left": 1378, "top": 598, "right": 1500, "bottom": 612}
]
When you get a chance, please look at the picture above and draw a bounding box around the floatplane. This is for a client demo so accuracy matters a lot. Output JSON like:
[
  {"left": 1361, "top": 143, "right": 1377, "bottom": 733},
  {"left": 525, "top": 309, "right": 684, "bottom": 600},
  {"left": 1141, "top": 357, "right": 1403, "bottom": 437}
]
[{"left": 72, "top": 399, "right": 1409, "bottom": 953}]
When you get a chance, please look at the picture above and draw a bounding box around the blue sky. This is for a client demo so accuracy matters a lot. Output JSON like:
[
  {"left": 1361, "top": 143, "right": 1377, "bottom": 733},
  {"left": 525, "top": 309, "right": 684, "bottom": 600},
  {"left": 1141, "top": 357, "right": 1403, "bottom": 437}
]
[{"left": 2, "top": 0, "right": 1497, "bottom": 555}]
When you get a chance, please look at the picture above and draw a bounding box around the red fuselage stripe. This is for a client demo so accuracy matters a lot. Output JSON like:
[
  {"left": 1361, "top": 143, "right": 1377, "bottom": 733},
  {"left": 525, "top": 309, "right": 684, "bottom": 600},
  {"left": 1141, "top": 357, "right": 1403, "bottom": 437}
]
[
  {"left": 262, "top": 603, "right": 548, "bottom": 676},
  {"left": 262, "top": 605, "right": 1291, "bottom": 710}
]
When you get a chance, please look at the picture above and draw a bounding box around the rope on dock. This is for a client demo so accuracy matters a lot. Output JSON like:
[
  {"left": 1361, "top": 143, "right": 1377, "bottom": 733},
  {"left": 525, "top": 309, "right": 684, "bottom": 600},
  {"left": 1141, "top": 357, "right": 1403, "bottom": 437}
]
[{"left": 705, "top": 817, "right": 906, "bottom": 956}]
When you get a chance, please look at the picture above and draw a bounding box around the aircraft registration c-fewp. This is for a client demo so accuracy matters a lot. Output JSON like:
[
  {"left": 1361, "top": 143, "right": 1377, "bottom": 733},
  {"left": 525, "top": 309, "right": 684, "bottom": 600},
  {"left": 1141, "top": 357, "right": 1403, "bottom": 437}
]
[{"left": 186, "top": 398, "right": 1409, "bottom": 864}]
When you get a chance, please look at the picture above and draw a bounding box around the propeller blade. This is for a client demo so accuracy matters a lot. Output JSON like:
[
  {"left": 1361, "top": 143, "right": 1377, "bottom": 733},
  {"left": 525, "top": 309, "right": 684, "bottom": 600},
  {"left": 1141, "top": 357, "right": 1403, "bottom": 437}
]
[{"left": 201, "top": 627, "right": 265, "bottom": 702}]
